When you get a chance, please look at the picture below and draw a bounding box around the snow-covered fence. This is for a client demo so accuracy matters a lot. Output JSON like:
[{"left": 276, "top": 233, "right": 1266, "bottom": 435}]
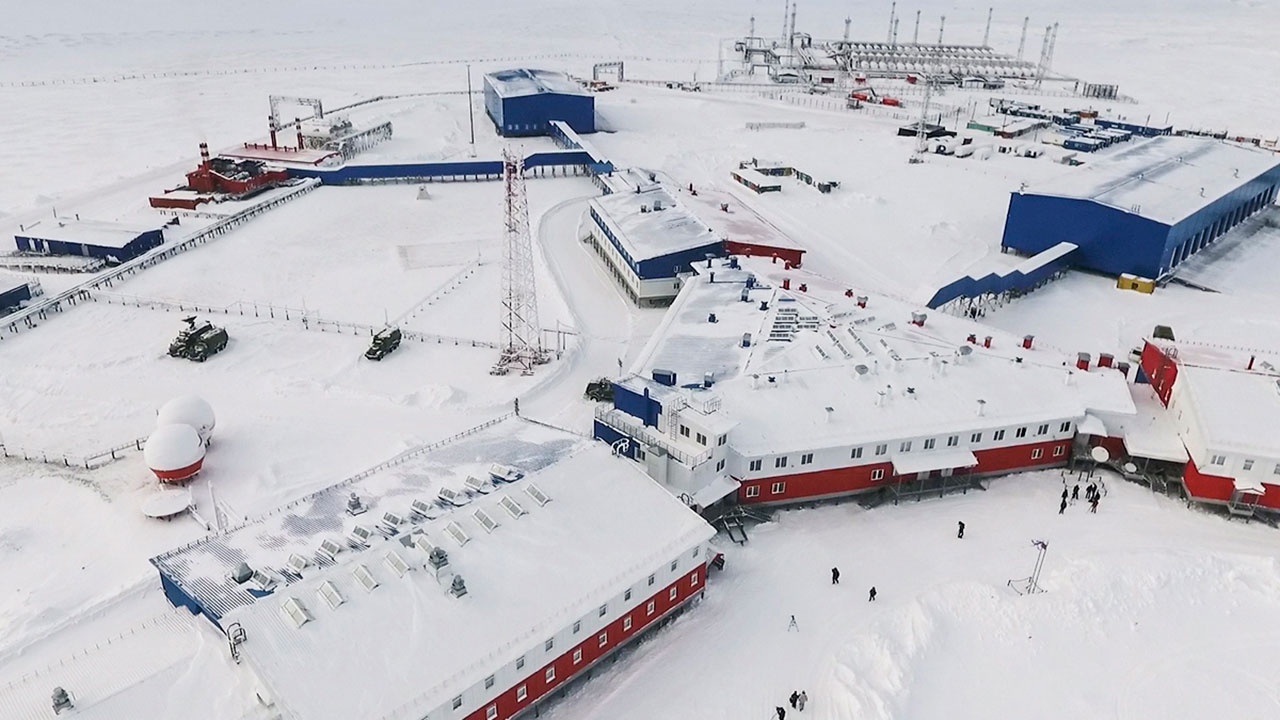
[
  {"left": 0, "top": 434, "right": 148, "bottom": 471},
  {"left": 746, "top": 121, "right": 807, "bottom": 130},
  {"left": 0, "top": 179, "right": 319, "bottom": 340}
]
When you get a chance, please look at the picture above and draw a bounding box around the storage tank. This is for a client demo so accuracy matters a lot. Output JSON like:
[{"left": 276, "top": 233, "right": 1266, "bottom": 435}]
[
  {"left": 157, "top": 395, "right": 216, "bottom": 445},
  {"left": 145, "top": 424, "right": 206, "bottom": 483}
]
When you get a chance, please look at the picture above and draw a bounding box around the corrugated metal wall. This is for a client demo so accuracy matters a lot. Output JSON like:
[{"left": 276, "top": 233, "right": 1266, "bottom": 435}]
[{"left": 1001, "top": 193, "right": 1171, "bottom": 278}]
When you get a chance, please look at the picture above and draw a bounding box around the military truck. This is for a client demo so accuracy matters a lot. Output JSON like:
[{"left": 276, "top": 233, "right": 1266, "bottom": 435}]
[
  {"left": 584, "top": 378, "right": 614, "bottom": 402},
  {"left": 168, "top": 316, "right": 228, "bottom": 362},
  {"left": 365, "top": 326, "right": 402, "bottom": 361}
]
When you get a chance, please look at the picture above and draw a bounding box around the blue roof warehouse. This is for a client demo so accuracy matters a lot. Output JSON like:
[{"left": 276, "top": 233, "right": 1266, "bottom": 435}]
[
  {"left": 484, "top": 68, "right": 595, "bottom": 138},
  {"left": 1001, "top": 136, "right": 1280, "bottom": 279}
]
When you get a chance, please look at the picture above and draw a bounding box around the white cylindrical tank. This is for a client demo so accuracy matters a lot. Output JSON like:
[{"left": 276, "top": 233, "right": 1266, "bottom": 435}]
[
  {"left": 145, "top": 424, "right": 206, "bottom": 483},
  {"left": 158, "top": 395, "right": 216, "bottom": 444}
]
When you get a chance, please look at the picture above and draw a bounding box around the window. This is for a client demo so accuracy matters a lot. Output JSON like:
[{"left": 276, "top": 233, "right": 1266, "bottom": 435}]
[
  {"left": 1037, "top": 424, "right": 1049, "bottom": 436},
  {"left": 771, "top": 481, "right": 786, "bottom": 495},
  {"left": 801, "top": 453, "right": 814, "bottom": 465},
  {"left": 691, "top": 573, "right": 699, "bottom": 587},
  {"left": 598, "top": 632, "right": 608, "bottom": 647},
  {"left": 715, "top": 459, "right": 726, "bottom": 472},
  {"left": 599, "top": 604, "right": 608, "bottom": 617},
  {"left": 1059, "top": 421, "right": 1072, "bottom": 433},
  {"left": 1243, "top": 459, "right": 1255, "bottom": 471},
  {"left": 871, "top": 469, "right": 885, "bottom": 481},
  {"left": 1031, "top": 448, "right": 1044, "bottom": 460},
  {"left": 647, "top": 600, "right": 656, "bottom": 615},
  {"left": 545, "top": 638, "right": 554, "bottom": 652},
  {"left": 947, "top": 436, "right": 958, "bottom": 447},
  {"left": 680, "top": 425, "right": 690, "bottom": 437},
  {"left": 875, "top": 444, "right": 888, "bottom": 456},
  {"left": 1211, "top": 454, "right": 1226, "bottom": 466},
  {"left": 573, "top": 649, "right": 583, "bottom": 664},
  {"left": 648, "top": 574, "right": 655, "bottom": 586},
  {"left": 625, "top": 588, "right": 633, "bottom": 601},
  {"left": 487, "top": 706, "right": 498, "bottom": 720},
  {"left": 517, "top": 685, "right": 527, "bottom": 702},
  {"left": 670, "top": 560, "right": 679, "bottom": 572},
  {"left": 546, "top": 667, "right": 556, "bottom": 683},
  {"left": 971, "top": 432, "right": 982, "bottom": 443},
  {"left": 994, "top": 430, "right": 1006, "bottom": 441},
  {"left": 717, "top": 435, "right": 727, "bottom": 446},
  {"left": 745, "top": 485, "right": 761, "bottom": 498},
  {"left": 749, "top": 459, "right": 762, "bottom": 472},
  {"left": 775, "top": 456, "right": 788, "bottom": 468},
  {"left": 1053, "top": 445, "right": 1066, "bottom": 457},
  {"left": 516, "top": 656, "right": 525, "bottom": 670},
  {"left": 669, "top": 587, "right": 679, "bottom": 601},
  {"left": 452, "top": 696, "right": 463, "bottom": 711},
  {"left": 1016, "top": 427, "right": 1028, "bottom": 439},
  {"left": 624, "top": 616, "right": 633, "bottom": 631},
  {"left": 573, "top": 621, "right": 581, "bottom": 634},
  {"left": 923, "top": 438, "right": 936, "bottom": 450},
  {"left": 900, "top": 440, "right": 912, "bottom": 452},
  {"left": 1274, "top": 464, "right": 1280, "bottom": 476},
  {"left": 851, "top": 447, "right": 863, "bottom": 459},
  {"left": 696, "top": 432, "right": 707, "bottom": 445},
  {"left": 693, "top": 546, "right": 700, "bottom": 558},
  {"left": 485, "top": 675, "right": 495, "bottom": 689}
]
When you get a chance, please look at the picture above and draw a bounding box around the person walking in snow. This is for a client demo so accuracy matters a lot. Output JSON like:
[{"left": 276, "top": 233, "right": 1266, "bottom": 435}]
[
  {"left": 868, "top": 586, "right": 877, "bottom": 602},
  {"left": 776, "top": 706, "right": 786, "bottom": 720},
  {"left": 831, "top": 567, "right": 840, "bottom": 584},
  {"left": 1090, "top": 496, "right": 1100, "bottom": 514},
  {"left": 788, "top": 615, "right": 799, "bottom": 632},
  {"left": 1071, "top": 484, "right": 1080, "bottom": 502},
  {"left": 1061, "top": 487, "right": 1069, "bottom": 503},
  {"left": 798, "top": 691, "right": 808, "bottom": 711},
  {"left": 957, "top": 521, "right": 965, "bottom": 539},
  {"left": 1059, "top": 498, "right": 1067, "bottom": 514},
  {"left": 790, "top": 691, "right": 799, "bottom": 709}
]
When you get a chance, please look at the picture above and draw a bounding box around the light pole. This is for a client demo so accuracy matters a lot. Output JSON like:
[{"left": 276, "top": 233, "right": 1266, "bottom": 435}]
[{"left": 466, "top": 64, "right": 476, "bottom": 157}]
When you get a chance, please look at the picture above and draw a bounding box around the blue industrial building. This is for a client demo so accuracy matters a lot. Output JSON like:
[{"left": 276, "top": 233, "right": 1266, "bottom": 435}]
[
  {"left": 1001, "top": 137, "right": 1280, "bottom": 278},
  {"left": 14, "top": 219, "right": 165, "bottom": 264},
  {"left": 484, "top": 68, "right": 595, "bottom": 138},
  {"left": 0, "top": 278, "right": 33, "bottom": 313}
]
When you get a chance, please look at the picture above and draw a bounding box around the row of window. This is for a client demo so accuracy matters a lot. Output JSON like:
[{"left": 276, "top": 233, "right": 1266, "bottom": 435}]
[
  {"left": 462, "top": 568, "right": 702, "bottom": 719},
  {"left": 743, "top": 446, "right": 1067, "bottom": 497},
  {"left": 678, "top": 424, "right": 726, "bottom": 448},
  {"left": 1209, "top": 454, "right": 1280, "bottom": 475},
  {"left": 745, "top": 423, "right": 1073, "bottom": 473}
]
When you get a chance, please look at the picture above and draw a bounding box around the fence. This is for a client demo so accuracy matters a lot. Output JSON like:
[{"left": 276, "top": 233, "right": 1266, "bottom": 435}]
[
  {"left": 0, "top": 179, "right": 320, "bottom": 339},
  {"left": 0, "top": 434, "right": 149, "bottom": 471}
]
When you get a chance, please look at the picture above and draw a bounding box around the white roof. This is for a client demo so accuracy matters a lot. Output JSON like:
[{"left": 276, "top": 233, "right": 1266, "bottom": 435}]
[
  {"left": 1177, "top": 365, "right": 1280, "bottom": 459},
  {"left": 143, "top": 423, "right": 205, "bottom": 471},
  {"left": 892, "top": 449, "right": 978, "bottom": 475},
  {"left": 590, "top": 187, "right": 721, "bottom": 263},
  {"left": 731, "top": 168, "right": 782, "bottom": 188},
  {"left": 622, "top": 262, "right": 1136, "bottom": 457},
  {"left": 227, "top": 441, "right": 713, "bottom": 720},
  {"left": 1102, "top": 385, "right": 1188, "bottom": 463},
  {"left": 157, "top": 395, "right": 216, "bottom": 438},
  {"left": 16, "top": 218, "right": 160, "bottom": 248},
  {"left": 484, "top": 68, "right": 589, "bottom": 99},
  {"left": 1025, "top": 136, "right": 1280, "bottom": 225}
]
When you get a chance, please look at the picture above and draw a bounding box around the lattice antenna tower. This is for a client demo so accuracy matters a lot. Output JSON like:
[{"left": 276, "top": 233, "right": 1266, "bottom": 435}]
[
  {"left": 495, "top": 148, "right": 543, "bottom": 375},
  {"left": 1035, "top": 22, "right": 1058, "bottom": 88}
]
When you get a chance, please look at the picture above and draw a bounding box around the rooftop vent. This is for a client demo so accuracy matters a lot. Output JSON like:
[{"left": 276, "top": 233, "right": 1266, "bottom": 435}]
[
  {"left": 317, "top": 581, "right": 344, "bottom": 610},
  {"left": 287, "top": 553, "right": 310, "bottom": 577},
  {"left": 353, "top": 564, "right": 379, "bottom": 592},
  {"left": 318, "top": 538, "right": 343, "bottom": 562},
  {"left": 525, "top": 483, "right": 551, "bottom": 506},
  {"left": 385, "top": 550, "right": 411, "bottom": 578},
  {"left": 445, "top": 521, "right": 471, "bottom": 546},
  {"left": 345, "top": 492, "right": 367, "bottom": 516},
  {"left": 465, "top": 476, "right": 494, "bottom": 495},
  {"left": 410, "top": 499, "right": 440, "bottom": 520},
  {"left": 500, "top": 495, "right": 527, "bottom": 519},
  {"left": 474, "top": 508, "right": 500, "bottom": 533},
  {"left": 252, "top": 569, "right": 277, "bottom": 592},
  {"left": 231, "top": 562, "right": 253, "bottom": 584},
  {"left": 52, "top": 687, "right": 73, "bottom": 714},
  {"left": 281, "top": 597, "right": 312, "bottom": 629},
  {"left": 428, "top": 546, "right": 450, "bottom": 570},
  {"left": 438, "top": 487, "right": 470, "bottom": 507},
  {"left": 490, "top": 463, "right": 524, "bottom": 483},
  {"left": 450, "top": 575, "right": 468, "bottom": 598},
  {"left": 349, "top": 524, "right": 374, "bottom": 545},
  {"left": 381, "top": 511, "right": 404, "bottom": 530}
]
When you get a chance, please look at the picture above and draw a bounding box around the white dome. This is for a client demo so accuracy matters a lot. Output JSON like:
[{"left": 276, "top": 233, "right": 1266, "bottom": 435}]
[
  {"left": 158, "top": 395, "right": 215, "bottom": 443},
  {"left": 145, "top": 424, "right": 206, "bottom": 473}
]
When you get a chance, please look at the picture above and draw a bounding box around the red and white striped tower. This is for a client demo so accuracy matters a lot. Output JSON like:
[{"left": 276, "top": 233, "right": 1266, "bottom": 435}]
[{"left": 493, "top": 148, "right": 544, "bottom": 375}]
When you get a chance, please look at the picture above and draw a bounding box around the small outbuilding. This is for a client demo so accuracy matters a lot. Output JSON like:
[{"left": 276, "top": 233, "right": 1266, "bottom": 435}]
[
  {"left": 15, "top": 219, "right": 165, "bottom": 264},
  {"left": 483, "top": 68, "right": 595, "bottom": 138}
]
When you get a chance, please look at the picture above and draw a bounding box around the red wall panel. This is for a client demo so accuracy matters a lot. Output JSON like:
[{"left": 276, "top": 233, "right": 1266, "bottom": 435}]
[{"left": 1140, "top": 341, "right": 1179, "bottom": 406}]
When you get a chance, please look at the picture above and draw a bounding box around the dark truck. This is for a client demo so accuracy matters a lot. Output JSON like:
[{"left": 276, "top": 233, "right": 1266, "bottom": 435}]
[
  {"left": 168, "top": 316, "right": 229, "bottom": 362},
  {"left": 365, "top": 326, "right": 402, "bottom": 361}
]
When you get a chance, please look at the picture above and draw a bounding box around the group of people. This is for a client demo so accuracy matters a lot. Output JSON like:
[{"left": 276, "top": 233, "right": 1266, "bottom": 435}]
[
  {"left": 775, "top": 690, "right": 809, "bottom": 718},
  {"left": 1060, "top": 482, "right": 1103, "bottom": 514},
  {"left": 829, "top": 567, "right": 877, "bottom": 601}
]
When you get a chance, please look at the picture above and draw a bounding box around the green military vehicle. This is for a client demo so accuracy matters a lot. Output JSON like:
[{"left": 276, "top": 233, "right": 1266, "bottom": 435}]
[
  {"left": 168, "top": 316, "right": 228, "bottom": 362},
  {"left": 584, "top": 378, "right": 614, "bottom": 402},
  {"left": 365, "top": 326, "right": 402, "bottom": 361}
]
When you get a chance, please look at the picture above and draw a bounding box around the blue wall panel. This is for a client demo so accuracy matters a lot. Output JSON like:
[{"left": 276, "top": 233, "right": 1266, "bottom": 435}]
[
  {"left": 927, "top": 245, "right": 1077, "bottom": 308},
  {"left": 159, "top": 572, "right": 219, "bottom": 626},
  {"left": 613, "top": 383, "right": 662, "bottom": 427},
  {"left": 14, "top": 228, "right": 162, "bottom": 263},
  {"left": 636, "top": 242, "right": 726, "bottom": 281},
  {"left": 592, "top": 421, "right": 640, "bottom": 459},
  {"left": 0, "top": 282, "right": 32, "bottom": 310},
  {"left": 1001, "top": 194, "right": 1172, "bottom": 278},
  {"left": 496, "top": 93, "right": 595, "bottom": 137}
]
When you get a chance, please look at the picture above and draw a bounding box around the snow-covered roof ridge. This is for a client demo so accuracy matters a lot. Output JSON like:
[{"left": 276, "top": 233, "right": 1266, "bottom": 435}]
[{"left": 485, "top": 68, "right": 589, "bottom": 98}]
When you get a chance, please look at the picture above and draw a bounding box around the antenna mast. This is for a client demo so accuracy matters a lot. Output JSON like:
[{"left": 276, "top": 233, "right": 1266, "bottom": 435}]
[
  {"left": 1016, "top": 16, "right": 1030, "bottom": 60},
  {"left": 493, "top": 149, "right": 544, "bottom": 375},
  {"left": 912, "top": 10, "right": 921, "bottom": 44}
]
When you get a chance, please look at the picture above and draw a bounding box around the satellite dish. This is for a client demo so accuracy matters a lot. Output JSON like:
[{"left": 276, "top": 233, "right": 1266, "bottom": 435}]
[
  {"left": 1123, "top": 462, "right": 1138, "bottom": 474},
  {"left": 1090, "top": 446, "right": 1111, "bottom": 463}
]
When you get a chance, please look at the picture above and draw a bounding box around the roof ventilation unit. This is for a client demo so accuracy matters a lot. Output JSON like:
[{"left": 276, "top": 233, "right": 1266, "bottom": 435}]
[
  {"left": 474, "top": 508, "right": 500, "bottom": 533},
  {"left": 379, "top": 511, "right": 404, "bottom": 535},
  {"left": 465, "top": 476, "right": 494, "bottom": 494},
  {"left": 51, "top": 687, "right": 73, "bottom": 714},
  {"left": 438, "top": 487, "right": 471, "bottom": 507},
  {"left": 353, "top": 564, "right": 379, "bottom": 592},
  {"left": 349, "top": 524, "right": 375, "bottom": 547},
  {"left": 318, "top": 538, "right": 344, "bottom": 563},
  {"left": 230, "top": 562, "right": 253, "bottom": 584},
  {"left": 410, "top": 499, "right": 441, "bottom": 520},
  {"left": 445, "top": 521, "right": 471, "bottom": 546},
  {"left": 252, "top": 569, "right": 278, "bottom": 592},
  {"left": 286, "top": 553, "right": 310, "bottom": 577},
  {"left": 428, "top": 546, "right": 450, "bottom": 570},
  {"left": 281, "top": 597, "right": 312, "bottom": 629},
  {"left": 500, "top": 495, "right": 528, "bottom": 519},
  {"left": 450, "top": 575, "right": 468, "bottom": 598},
  {"left": 345, "top": 492, "right": 367, "bottom": 516},
  {"left": 525, "top": 483, "right": 551, "bottom": 506},
  {"left": 317, "top": 581, "right": 344, "bottom": 610},
  {"left": 490, "top": 463, "right": 524, "bottom": 483},
  {"left": 384, "top": 550, "right": 411, "bottom": 578},
  {"left": 414, "top": 533, "right": 438, "bottom": 556}
]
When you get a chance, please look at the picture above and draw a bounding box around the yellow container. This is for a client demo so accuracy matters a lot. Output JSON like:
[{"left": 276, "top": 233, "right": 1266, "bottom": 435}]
[{"left": 1116, "top": 274, "right": 1155, "bottom": 293}]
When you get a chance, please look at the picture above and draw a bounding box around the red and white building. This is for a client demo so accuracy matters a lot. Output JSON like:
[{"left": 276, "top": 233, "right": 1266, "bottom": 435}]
[
  {"left": 595, "top": 258, "right": 1136, "bottom": 509},
  {"left": 153, "top": 424, "right": 716, "bottom": 720},
  {"left": 1139, "top": 338, "right": 1280, "bottom": 514}
]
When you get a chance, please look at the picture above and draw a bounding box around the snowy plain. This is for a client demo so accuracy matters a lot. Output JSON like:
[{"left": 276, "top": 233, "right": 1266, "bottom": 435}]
[{"left": 2, "top": 1, "right": 1280, "bottom": 718}]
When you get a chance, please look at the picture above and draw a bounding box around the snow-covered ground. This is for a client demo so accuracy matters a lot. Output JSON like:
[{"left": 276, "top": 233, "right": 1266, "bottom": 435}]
[
  {"left": 3, "top": 0, "right": 1280, "bottom": 717},
  {"left": 544, "top": 473, "right": 1280, "bottom": 720}
]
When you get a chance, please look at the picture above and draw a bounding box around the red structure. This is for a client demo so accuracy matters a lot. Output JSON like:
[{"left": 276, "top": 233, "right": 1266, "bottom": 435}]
[
  {"left": 724, "top": 240, "right": 805, "bottom": 267},
  {"left": 1139, "top": 341, "right": 1179, "bottom": 406},
  {"left": 149, "top": 144, "right": 290, "bottom": 210}
]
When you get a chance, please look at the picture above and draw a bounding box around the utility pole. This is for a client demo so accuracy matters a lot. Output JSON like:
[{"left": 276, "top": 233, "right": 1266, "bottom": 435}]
[
  {"left": 983, "top": 8, "right": 993, "bottom": 47},
  {"left": 782, "top": 0, "right": 790, "bottom": 41},
  {"left": 1016, "top": 16, "right": 1030, "bottom": 61},
  {"left": 843, "top": 17, "right": 851, "bottom": 43},
  {"left": 466, "top": 64, "right": 476, "bottom": 156},
  {"left": 887, "top": 1, "right": 896, "bottom": 44},
  {"left": 913, "top": 10, "right": 921, "bottom": 44},
  {"left": 937, "top": 15, "right": 946, "bottom": 46}
]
